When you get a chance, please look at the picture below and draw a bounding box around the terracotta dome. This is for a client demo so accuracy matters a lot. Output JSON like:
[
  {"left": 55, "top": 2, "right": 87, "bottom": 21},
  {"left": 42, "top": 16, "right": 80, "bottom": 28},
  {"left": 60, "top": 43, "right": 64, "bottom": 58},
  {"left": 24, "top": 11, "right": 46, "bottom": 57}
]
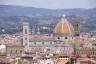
[{"left": 54, "top": 16, "right": 74, "bottom": 35}]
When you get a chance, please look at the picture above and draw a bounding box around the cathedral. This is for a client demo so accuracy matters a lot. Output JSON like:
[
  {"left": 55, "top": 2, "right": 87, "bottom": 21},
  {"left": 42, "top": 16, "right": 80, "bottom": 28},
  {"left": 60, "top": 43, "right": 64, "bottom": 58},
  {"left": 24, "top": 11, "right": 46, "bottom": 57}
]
[{"left": 23, "top": 15, "right": 75, "bottom": 56}]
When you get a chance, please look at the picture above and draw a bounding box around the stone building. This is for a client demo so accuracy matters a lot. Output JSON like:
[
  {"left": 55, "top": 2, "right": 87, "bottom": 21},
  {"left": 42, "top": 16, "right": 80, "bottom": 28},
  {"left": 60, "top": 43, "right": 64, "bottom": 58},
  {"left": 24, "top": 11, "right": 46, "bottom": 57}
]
[
  {"left": 23, "top": 15, "right": 75, "bottom": 56},
  {"left": 76, "top": 47, "right": 96, "bottom": 56},
  {"left": 6, "top": 42, "right": 24, "bottom": 57}
]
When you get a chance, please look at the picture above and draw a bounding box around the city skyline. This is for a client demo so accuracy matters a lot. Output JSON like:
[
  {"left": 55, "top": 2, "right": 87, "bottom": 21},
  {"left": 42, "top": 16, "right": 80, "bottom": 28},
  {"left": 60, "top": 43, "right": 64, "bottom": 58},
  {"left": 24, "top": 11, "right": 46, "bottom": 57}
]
[
  {"left": 0, "top": 0, "right": 96, "bottom": 63},
  {"left": 0, "top": 0, "right": 96, "bottom": 9}
]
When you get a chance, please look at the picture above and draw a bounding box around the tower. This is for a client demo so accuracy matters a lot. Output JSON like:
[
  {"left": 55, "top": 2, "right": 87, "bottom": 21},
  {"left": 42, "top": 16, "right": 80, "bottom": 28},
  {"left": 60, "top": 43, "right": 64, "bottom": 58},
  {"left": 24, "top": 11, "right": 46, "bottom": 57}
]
[
  {"left": 74, "top": 21, "right": 80, "bottom": 36},
  {"left": 23, "top": 22, "right": 29, "bottom": 46},
  {"left": 74, "top": 21, "right": 81, "bottom": 55}
]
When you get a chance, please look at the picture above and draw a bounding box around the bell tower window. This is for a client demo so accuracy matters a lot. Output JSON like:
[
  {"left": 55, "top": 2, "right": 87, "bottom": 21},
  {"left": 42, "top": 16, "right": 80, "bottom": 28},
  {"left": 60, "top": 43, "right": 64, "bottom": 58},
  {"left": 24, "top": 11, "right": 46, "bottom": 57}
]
[{"left": 25, "top": 29, "right": 27, "bottom": 34}]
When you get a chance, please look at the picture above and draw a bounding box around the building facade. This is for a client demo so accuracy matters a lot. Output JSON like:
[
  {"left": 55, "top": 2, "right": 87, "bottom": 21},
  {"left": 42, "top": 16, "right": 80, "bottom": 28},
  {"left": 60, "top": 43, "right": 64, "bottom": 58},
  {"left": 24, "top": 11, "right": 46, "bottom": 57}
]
[{"left": 23, "top": 15, "right": 75, "bottom": 56}]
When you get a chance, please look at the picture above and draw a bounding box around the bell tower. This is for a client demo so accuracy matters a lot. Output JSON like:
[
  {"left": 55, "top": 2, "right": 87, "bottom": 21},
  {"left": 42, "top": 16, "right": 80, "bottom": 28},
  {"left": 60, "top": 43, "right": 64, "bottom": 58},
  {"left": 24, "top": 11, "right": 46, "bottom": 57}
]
[
  {"left": 23, "top": 22, "right": 29, "bottom": 46},
  {"left": 74, "top": 21, "right": 80, "bottom": 37}
]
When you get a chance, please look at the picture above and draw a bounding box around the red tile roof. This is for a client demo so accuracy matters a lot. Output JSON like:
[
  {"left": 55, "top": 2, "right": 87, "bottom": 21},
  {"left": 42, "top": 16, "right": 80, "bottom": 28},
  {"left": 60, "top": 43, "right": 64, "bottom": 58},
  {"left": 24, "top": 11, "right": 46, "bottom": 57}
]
[{"left": 29, "top": 35, "right": 54, "bottom": 41}]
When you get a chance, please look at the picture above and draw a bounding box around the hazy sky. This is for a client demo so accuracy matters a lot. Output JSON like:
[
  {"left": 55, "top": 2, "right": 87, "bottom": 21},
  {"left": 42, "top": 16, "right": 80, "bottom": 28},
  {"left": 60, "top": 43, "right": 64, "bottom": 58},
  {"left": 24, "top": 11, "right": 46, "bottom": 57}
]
[{"left": 0, "top": 0, "right": 96, "bottom": 9}]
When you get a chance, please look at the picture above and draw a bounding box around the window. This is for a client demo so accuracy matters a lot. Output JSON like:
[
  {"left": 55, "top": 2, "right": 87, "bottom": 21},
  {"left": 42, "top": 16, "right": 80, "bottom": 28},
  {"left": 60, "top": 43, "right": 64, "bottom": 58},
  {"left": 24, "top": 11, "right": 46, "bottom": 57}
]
[
  {"left": 20, "top": 50, "right": 22, "bottom": 53},
  {"left": 58, "top": 37, "right": 60, "bottom": 39},
  {"left": 25, "top": 29, "right": 27, "bottom": 34},
  {"left": 34, "top": 42, "right": 36, "bottom": 45},
  {"left": 65, "top": 37, "right": 68, "bottom": 39},
  {"left": 72, "top": 37, "right": 73, "bottom": 39},
  {"left": 76, "top": 24, "right": 79, "bottom": 27},
  {"left": 42, "top": 42, "right": 44, "bottom": 44},
  {"left": 50, "top": 42, "right": 52, "bottom": 44},
  {"left": 15, "top": 50, "right": 17, "bottom": 53},
  {"left": 25, "top": 37, "right": 27, "bottom": 40}
]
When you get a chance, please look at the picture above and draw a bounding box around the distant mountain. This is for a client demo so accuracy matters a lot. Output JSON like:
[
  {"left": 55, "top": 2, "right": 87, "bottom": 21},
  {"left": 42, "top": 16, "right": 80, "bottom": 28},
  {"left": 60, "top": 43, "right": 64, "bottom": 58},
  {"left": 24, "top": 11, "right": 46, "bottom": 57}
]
[
  {"left": 0, "top": 5, "right": 53, "bottom": 17},
  {"left": 0, "top": 5, "right": 96, "bottom": 17},
  {"left": 0, "top": 5, "right": 96, "bottom": 34}
]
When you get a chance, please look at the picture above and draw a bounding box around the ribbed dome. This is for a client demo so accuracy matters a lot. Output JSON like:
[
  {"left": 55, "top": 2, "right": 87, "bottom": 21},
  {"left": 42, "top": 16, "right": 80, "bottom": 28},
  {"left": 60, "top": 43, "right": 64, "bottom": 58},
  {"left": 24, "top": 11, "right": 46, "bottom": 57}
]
[{"left": 54, "top": 17, "right": 74, "bottom": 35}]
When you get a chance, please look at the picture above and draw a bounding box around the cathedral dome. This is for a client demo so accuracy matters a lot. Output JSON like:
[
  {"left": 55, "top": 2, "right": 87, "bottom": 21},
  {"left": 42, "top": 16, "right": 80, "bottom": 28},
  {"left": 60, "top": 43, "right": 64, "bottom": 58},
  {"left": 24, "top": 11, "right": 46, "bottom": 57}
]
[{"left": 54, "top": 15, "right": 74, "bottom": 35}]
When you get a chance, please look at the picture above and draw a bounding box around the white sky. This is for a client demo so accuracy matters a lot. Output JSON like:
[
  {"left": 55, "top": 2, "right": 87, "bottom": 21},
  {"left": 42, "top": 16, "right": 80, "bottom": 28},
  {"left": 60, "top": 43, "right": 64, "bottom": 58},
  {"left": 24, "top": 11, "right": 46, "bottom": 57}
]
[{"left": 0, "top": 0, "right": 96, "bottom": 9}]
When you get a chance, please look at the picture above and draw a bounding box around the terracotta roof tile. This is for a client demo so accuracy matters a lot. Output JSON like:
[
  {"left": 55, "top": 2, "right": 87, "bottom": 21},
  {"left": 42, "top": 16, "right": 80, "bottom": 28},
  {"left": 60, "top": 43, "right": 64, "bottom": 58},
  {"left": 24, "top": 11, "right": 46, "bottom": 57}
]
[
  {"left": 54, "top": 18, "right": 74, "bottom": 35},
  {"left": 29, "top": 35, "right": 54, "bottom": 41}
]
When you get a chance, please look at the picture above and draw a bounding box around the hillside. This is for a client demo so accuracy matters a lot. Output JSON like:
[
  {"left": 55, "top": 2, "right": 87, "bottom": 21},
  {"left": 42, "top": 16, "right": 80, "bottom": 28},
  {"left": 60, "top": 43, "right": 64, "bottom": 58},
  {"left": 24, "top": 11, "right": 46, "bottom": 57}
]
[
  {"left": 0, "top": 5, "right": 96, "bottom": 34},
  {"left": 0, "top": 5, "right": 96, "bottom": 17}
]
